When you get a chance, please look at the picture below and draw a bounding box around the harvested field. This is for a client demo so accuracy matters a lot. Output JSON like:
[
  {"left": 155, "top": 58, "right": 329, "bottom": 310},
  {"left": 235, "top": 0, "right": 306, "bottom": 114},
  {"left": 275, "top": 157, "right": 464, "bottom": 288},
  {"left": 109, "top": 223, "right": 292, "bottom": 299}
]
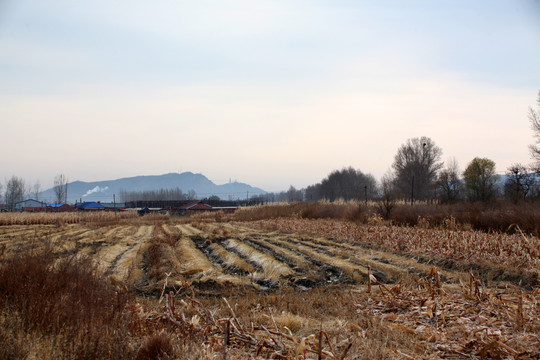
[
  {"left": 244, "top": 218, "right": 540, "bottom": 287},
  {"left": 0, "top": 213, "right": 538, "bottom": 359},
  {"left": 2, "top": 221, "right": 469, "bottom": 291}
]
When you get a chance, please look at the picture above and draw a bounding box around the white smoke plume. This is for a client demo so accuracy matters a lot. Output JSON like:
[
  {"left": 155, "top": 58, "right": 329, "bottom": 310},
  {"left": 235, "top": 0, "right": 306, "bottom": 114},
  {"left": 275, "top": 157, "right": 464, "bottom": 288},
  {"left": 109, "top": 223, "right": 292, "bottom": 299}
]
[{"left": 82, "top": 186, "right": 109, "bottom": 198}]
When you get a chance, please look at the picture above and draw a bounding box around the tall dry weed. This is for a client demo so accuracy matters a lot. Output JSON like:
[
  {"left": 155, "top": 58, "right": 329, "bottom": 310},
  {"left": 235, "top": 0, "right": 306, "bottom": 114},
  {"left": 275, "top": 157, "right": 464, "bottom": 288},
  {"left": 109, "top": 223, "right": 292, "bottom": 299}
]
[
  {"left": 233, "top": 201, "right": 540, "bottom": 236},
  {"left": 0, "top": 244, "right": 135, "bottom": 359},
  {"left": 0, "top": 211, "right": 137, "bottom": 226}
]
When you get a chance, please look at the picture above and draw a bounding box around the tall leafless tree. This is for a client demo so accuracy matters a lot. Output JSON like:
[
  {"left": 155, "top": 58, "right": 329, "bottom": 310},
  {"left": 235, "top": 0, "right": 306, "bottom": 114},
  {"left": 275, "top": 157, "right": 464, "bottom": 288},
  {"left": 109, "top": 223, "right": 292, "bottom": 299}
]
[
  {"left": 33, "top": 180, "right": 41, "bottom": 201},
  {"left": 4, "top": 176, "right": 26, "bottom": 211},
  {"left": 186, "top": 189, "right": 197, "bottom": 200},
  {"left": 54, "top": 174, "right": 69, "bottom": 204},
  {"left": 504, "top": 163, "right": 537, "bottom": 202},
  {"left": 436, "top": 158, "right": 462, "bottom": 203},
  {"left": 377, "top": 171, "right": 397, "bottom": 219},
  {"left": 528, "top": 91, "right": 540, "bottom": 169},
  {"left": 119, "top": 187, "right": 186, "bottom": 202},
  {"left": 392, "top": 136, "right": 443, "bottom": 202},
  {"left": 286, "top": 185, "right": 303, "bottom": 202}
]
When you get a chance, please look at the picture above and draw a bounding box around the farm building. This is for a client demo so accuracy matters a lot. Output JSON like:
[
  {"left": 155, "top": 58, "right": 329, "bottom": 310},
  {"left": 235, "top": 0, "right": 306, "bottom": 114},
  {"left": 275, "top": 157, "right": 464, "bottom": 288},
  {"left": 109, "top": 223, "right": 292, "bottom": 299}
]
[
  {"left": 180, "top": 200, "right": 213, "bottom": 212},
  {"left": 77, "top": 202, "right": 105, "bottom": 211},
  {"left": 130, "top": 200, "right": 238, "bottom": 216},
  {"left": 15, "top": 199, "right": 46, "bottom": 211},
  {"left": 46, "top": 204, "right": 76, "bottom": 212},
  {"left": 177, "top": 200, "right": 237, "bottom": 214},
  {"left": 100, "top": 202, "right": 126, "bottom": 211}
]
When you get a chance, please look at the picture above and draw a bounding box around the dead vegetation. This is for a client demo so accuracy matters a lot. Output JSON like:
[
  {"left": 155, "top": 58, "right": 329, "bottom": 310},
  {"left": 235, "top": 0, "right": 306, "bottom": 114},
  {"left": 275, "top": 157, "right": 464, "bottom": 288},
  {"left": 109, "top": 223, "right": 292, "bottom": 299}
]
[
  {"left": 0, "top": 210, "right": 138, "bottom": 226},
  {"left": 245, "top": 218, "right": 539, "bottom": 287},
  {"left": 232, "top": 201, "right": 540, "bottom": 236},
  {"left": 0, "top": 210, "right": 539, "bottom": 359},
  {"left": 0, "top": 245, "right": 134, "bottom": 359}
]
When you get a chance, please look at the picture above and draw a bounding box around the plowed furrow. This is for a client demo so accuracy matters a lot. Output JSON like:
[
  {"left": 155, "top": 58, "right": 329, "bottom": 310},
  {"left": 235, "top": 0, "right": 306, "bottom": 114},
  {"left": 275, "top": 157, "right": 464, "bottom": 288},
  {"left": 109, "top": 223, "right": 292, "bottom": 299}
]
[
  {"left": 134, "top": 225, "right": 153, "bottom": 238},
  {"left": 223, "top": 239, "right": 294, "bottom": 280},
  {"left": 290, "top": 236, "right": 463, "bottom": 282},
  {"left": 217, "top": 239, "right": 264, "bottom": 273},
  {"left": 175, "top": 237, "right": 249, "bottom": 287},
  {"left": 176, "top": 224, "right": 202, "bottom": 236},
  {"left": 282, "top": 237, "right": 393, "bottom": 281},
  {"left": 269, "top": 238, "right": 366, "bottom": 282},
  {"left": 243, "top": 238, "right": 311, "bottom": 273},
  {"left": 97, "top": 243, "right": 132, "bottom": 273},
  {"left": 192, "top": 237, "right": 254, "bottom": 276},
  {"left": 176, "top": 238, "right": 219, "bottom": 276},
  {"left": 258, "top": 237, "right": 323, "bottom": 266},
  {"left": 104, "top": 244, "right": 136, "bottom": 278},
  {"left": 48, "top": 226, "right": 86, "bottom": 242},
  {"left": 299, "top": 238, "right": 428, "bottom": 281},
  {"left": 261, "top": 236, "right": 359, "bottom": 284}
]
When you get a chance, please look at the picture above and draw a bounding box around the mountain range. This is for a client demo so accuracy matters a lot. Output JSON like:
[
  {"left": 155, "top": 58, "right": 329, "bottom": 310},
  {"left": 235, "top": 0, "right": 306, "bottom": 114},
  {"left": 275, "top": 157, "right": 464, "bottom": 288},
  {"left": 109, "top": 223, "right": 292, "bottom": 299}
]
[{"left": 39, "top": 172, "right": 266, "bottom": 204}]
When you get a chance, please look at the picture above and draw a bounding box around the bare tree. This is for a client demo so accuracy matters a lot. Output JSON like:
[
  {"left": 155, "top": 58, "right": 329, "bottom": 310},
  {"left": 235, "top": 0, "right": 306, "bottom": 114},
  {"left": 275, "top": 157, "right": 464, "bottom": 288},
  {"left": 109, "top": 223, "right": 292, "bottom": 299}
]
[
  {"left": 436, "top": 158, "right": 462, "bottom": 203},
  {"left": 120, "top": 187, "right": 186, "bottom": 202},
  {"left": 528, "top": 91, "right": 540, "bottom": 169},
  {"left": 33, "top": 180, "right": 41, "bottom": 201},
  {"left": 54, "top": 174, "right": 69, "bottom": 204},
  {"left": 304, "top": 183, "right": 321, "bottom": 202},
  {"left": 392, "top": 136, "right": 443, "bottom": 202},
  {"left": 186, "top": 189, "right": 197, "bottom": 200},
  {"left": 4, "top": 176, "right": 26, "bottom": 211},
  {"left": 504, "top": 163, "right": 537, "bottom": 203},
  {"left": 286, "top": 185, "right": 303, "bottom": 202},
  {"left": 377, "top": 171, "right": 397, "bottom": 219}
]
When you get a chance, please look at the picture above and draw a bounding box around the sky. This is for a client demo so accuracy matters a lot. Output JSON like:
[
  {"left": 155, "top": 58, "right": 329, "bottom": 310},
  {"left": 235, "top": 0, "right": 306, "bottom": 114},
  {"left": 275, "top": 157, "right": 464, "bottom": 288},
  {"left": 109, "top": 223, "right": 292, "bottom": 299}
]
[{"left": 1, "top": 0, "right": 539, "bottom": 192}]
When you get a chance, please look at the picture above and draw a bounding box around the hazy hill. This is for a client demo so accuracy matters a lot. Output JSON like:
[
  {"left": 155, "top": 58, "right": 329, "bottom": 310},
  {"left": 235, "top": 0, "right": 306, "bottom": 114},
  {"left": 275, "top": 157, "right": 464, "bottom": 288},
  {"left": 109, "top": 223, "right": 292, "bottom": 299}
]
[{"left": 39, "top": 172, "right": 266, "bottom": 204}]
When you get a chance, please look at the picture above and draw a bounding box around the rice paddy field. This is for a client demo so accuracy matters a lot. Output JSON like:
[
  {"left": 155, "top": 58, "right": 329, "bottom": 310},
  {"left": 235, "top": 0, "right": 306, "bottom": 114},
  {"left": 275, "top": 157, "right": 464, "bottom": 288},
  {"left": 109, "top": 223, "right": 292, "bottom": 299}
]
[{"left": 0, "top": 209, "right": 538, "bottom": 359}]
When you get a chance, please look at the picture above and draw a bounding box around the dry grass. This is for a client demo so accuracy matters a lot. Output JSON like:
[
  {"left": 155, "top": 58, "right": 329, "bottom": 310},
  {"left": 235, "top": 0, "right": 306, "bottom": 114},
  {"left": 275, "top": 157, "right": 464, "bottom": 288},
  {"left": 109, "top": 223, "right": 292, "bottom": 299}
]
[
  {"left": 247, "top": 218, "right": 540, "bottom": 283},
  {"left": 1, "top": 212, "right": 539, "bottom": 359},
  {"left": 230, "top": 201, "right": 540, "bottom": 236},
  {"left": 0, "top": 245, "right": 135, "bottom": 359},
  {"left": 0, "top": 211, "right": 138, "bottom": 226}
]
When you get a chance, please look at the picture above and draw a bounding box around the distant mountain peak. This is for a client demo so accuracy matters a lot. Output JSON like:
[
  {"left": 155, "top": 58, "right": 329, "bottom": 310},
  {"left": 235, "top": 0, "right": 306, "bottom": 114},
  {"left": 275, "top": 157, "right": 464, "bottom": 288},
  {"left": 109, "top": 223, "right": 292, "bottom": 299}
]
[{"left": 39, "top": 172, "right": 266, "bottom": 203}]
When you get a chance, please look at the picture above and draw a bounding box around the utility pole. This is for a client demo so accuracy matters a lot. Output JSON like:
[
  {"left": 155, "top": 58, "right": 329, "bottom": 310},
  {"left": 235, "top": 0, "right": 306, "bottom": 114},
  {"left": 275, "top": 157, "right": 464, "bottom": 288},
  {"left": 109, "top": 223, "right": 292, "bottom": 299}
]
[{"left": 364, "top": 185, "right": 368, "bottom": 205}]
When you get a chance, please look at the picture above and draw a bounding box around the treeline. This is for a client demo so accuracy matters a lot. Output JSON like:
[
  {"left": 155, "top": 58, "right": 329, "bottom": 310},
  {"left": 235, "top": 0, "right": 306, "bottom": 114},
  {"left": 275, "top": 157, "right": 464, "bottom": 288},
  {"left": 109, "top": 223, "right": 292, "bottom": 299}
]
[
  {"left": 253, "top": 91, "right": 540, "bottom": 206},
  {"left": 249, "top": 167, "right": 378, "bottom": 203},
  {"left": 119, "top": 188, "right": 197, "bottom": 202},
  {"left": 250, "top": 145, "right": 540, "bottom": 207}
]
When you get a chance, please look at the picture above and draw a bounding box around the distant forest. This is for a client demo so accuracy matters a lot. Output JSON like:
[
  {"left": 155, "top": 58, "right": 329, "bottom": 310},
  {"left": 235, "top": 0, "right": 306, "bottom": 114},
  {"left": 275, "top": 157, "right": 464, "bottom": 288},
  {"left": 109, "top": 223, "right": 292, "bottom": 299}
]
[{"left": 119, "top": 188, "right": 198, "bottom": 202}]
